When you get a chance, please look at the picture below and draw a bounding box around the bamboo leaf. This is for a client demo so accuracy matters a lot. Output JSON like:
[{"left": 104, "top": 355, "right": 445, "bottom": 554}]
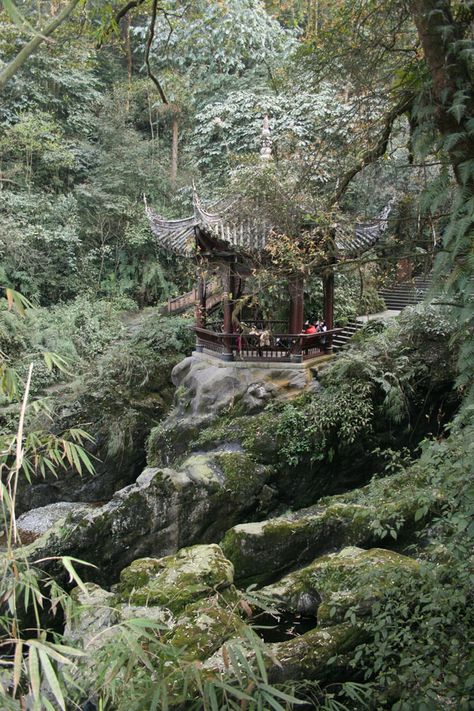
[
  {"left": 212, "top": 680, "right": 253, "bottom": 702},
  {"left": 38, "top": 647, "right": 65, "bottom": 711},
  {"left": 13, "top": 638, "right": 23, "bottom": 696},
  {"left": 258, "top": 684, "right": 304, "bottom": 704},
  {"left": 60, "top": 557, "right": 90, "bottom": 594},
  {"left": 260, "top": 692, "right": 286, "bottom": 711},
  {"left": 28, "top": 644, "right": 40, "bottom": 706}
]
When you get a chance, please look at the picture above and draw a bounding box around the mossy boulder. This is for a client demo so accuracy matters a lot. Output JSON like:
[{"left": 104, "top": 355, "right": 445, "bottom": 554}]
[
  {"left": 147, "top": 354, "right": 316, "bottom": 465},
  {"left": 116, "top": 544, "right": 234, "bottom": 613},
  {"left": 220, "top": 503, "right": 368, "bottom": 587},
  {"left": 20, "top": 448, "right": 274, "bottom": 586},
  {"left": 186, "top": 411, "right": 281, "bottom": 466},
  {"left": 221, "top": 466, "right": 436, "bottom": 586},
  {"left": 261, "top": 546, "right": 419, "bottom": 624},
  {"left": 65, "top": 583, "right": 117, "bottom": 641},
  {"left": 267, "top": 622, "right": 364, "bottom": 684},
  {"left": 171, "top": 595, "right": 244, "bottom": 660}
]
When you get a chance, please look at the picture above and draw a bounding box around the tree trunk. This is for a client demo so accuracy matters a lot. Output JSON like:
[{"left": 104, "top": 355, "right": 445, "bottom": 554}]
[
  {"left": 410, "top": 0, "right": 474, "bottom": 188},
  {"left": 171, "top": 113, "right": 179, "bottom": 188},
  {"left": 121, "top": 14, "right": 133, "bottom": 112}
]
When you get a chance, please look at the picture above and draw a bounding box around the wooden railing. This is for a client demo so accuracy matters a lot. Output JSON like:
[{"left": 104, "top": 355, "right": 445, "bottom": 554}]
[
  {"left": 163, "top": 279, "right": 221, "bottom": 315},
  {"left": 194, "top": 324, "right": 343, "bottom": 362}
]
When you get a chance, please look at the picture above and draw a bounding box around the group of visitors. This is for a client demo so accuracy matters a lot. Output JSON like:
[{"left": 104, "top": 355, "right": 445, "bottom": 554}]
[
  {"left": 302, "top": 318, "right": 327, "bottom": 334},
  {"left": 232, "top": 317, "right": 328, "bottom": 357}
]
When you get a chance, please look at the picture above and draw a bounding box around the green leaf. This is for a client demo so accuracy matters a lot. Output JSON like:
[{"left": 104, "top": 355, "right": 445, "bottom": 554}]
[
  {"left": 259, "top": 684, "right": 304, "bottom": 704},
  {"left": 59, "top": 556, "right": 95, "bottom": 594},
  {"left": 28, "top": 644, "right": 40, "bottom": 706},
  {"left": 38, "top": 647, "right": 66, "bottom": 711}
]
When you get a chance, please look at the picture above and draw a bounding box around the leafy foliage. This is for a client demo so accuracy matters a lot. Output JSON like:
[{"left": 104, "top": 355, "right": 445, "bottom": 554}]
[
  {"left": 276, "top": 304, "right": 460, "bottom": 469},
  {"left": 340, "top": 423, "right": 474, "bottom": 710}
]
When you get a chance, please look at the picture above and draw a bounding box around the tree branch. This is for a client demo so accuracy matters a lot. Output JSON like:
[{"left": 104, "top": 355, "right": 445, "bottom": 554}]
[
  {"left": 145, "top": 0, "right": 168, "bottom": 104},
  {"left": 329, "top": 91, "right": 415, "bottom": 207},
  {"left": 0, "top": 0, "right": 81, "bottom": 92},
  {"left": 115, "top": 0, "right": 147, "bottom": 24}
]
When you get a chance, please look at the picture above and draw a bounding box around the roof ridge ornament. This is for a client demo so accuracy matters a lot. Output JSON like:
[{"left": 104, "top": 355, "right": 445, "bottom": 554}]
[{"left": 260, "top": 114, "right": 272, "bottom": 162}]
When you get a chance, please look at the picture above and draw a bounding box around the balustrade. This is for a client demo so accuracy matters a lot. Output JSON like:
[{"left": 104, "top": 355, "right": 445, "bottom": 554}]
[{"left": 194, "top": 321, "right": 342, "bottom": 362}]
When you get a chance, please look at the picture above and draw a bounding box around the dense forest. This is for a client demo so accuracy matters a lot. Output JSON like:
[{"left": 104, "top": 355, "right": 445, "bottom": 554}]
[{"left": 0, "top": 1, "right": 473, "bottom": 710}]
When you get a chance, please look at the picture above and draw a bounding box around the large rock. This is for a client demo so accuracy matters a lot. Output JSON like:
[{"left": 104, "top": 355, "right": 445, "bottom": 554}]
[
  {"left": 64, "top": 545, "right": 244, "bottom": 666},
  {"left": 17, "top": 502, "right": 96, "bottom": 542},
  {"left": 221, "top": 467, "right": 434, "bottom": 585},
  {"left": 203, "top": 547, "right": 419, "bottom": 687},
  {"left": 261, "top": 546, "right": 419, "bottom": 624},
  {"left": 148, "top": 353, "right": 320, "bottom": 464},
  {"left": 116, "top": 544, "right": 234, "bottom": 611},
  {"left": 21, "top": 448, "right": 275, "bottom": 585},
  {"left": 172, "top": 355, "right": 313, "bottom": 419}
]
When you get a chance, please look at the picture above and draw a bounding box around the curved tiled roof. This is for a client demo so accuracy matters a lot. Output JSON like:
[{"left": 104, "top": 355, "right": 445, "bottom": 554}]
[{"left": 146, "top": 192, "right": 394, "bottom": 259}]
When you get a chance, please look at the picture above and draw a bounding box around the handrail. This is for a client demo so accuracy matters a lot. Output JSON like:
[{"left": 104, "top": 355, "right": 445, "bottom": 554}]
[
  {"left": 194, "top": 325, "right": 343, "bottom": 362},
  {"left": 194, "top": 326, "right": 343, "bottom": 338}
]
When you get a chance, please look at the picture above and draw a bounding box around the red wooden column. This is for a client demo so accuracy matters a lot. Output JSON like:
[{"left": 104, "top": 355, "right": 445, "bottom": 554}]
[
  {"left": 289, "top": 274, "right": 304, "bottom": 361},
  {"left": 195, "top": 277, "right": 206, "bottom": 328},
  {"left": 222, "top": 263, "right": 235, "bottom": 361},
  {"left": 323, "top": 269, "right": 335, "bottom": 352},
  {"left": 289, "top": 274, "right": 304, "bottom": 332},
  {"left": 194, "top": 275, "right": 207, "bottom": 353}
]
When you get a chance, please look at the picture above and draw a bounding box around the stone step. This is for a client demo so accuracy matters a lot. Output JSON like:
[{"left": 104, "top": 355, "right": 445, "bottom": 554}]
[{"left": 332, "top": 320, "right": 364, "bottom": 353}]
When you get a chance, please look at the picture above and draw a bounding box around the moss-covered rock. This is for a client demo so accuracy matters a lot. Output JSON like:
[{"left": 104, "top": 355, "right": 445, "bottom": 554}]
[
  {"left": 267, "top": 622, "right": 365, "bottom": 683},
  {"left": 188, "top": 411, "right": 281, "bottom": 466},
  {"left": 64, "top": 583, "right": 120, "bottom": 652},
  {"left": 221, "top": 466, "right": 436, "bottom": 586},
  {"left": 20, "top": 447, "right": 275, "bottom": 586},
  {"left": 171, "top": 595, "right": 244, "bottom": 660},
  {"left": 147, "top": 355, "right": 316, "bottom": 466},
  {"left": 116, "top": 544, "right": 234, "bottom": 612},
  {"left": 261, "top": 546, "right": 419, "bottom": 625}
]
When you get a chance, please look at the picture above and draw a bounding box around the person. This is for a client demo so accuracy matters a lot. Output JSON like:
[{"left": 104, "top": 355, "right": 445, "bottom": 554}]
[
  {"left": 303, "top": 321, "right": 317, "bottom": 334},
  {"left": 320, "top": 319, "right": 328, "bottom": 348}
]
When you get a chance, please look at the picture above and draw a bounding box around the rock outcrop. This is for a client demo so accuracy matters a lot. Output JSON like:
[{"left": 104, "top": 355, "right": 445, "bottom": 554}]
[
  {"left": 64, "top": 543, "right": 420, "bottom": 703},
  {"left": 148, "top": 353, "right": 321, "bottom": 464},
  {"left": 221, "top": 467, "right": 433, "bottom": 585},
  {"left": 20, "top": 448, "right": 275, "bottom": 584}
]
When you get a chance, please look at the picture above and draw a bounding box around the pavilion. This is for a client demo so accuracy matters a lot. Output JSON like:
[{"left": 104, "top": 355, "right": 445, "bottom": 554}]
[{"left": 146, "top": 119, "right": 393, "bottom": 363}]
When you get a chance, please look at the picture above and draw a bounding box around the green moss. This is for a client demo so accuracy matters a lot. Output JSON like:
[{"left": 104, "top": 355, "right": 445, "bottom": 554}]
[
  {"left": 214, "top": 452, "right": 269, "bottom": 500},
  {"left": 171, "top": 597, "right": 244, "bottom": 660},
  {"left": 268, "top": 622, "right": 366, "bottom": 684},
  {"left": 116, "top": 544, "right": 235, "bottom": 614},
  {"left": 264, "top": 547, "right": 420, "bottom": 626},
  {"left": 192, "top": 410, "right": 279, "bottom": 464}
]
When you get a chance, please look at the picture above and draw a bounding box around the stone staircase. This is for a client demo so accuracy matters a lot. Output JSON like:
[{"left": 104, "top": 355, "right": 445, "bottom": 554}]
[
  {"left": 379, "top": 274, "right": 433, "bottom": 311},
  {"left": 332, "top": 320, "right": 364, "bottom": 353},
  {"left": 333, "top": 274, "right": 433, "bottom": 353}
]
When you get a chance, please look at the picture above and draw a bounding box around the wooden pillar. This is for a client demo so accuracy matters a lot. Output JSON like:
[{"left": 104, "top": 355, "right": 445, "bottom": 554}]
[
  {"left": 195, "top": 276, "right": 206, "bottom": 328},
  {"left": 323, "top": 269, "right": 335, "bottom": 353},
  {"left": 289, "top": 274, "right": 304, "bottom": 362},
  {"left": 289, "top": 275, "right": 304, "bottom": 333},
  {"left": 222, "top": 263, "right": 234, "bottom": 361},
  {"left": 323, "top": 270, "right": 334, "bottom": 330}
]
